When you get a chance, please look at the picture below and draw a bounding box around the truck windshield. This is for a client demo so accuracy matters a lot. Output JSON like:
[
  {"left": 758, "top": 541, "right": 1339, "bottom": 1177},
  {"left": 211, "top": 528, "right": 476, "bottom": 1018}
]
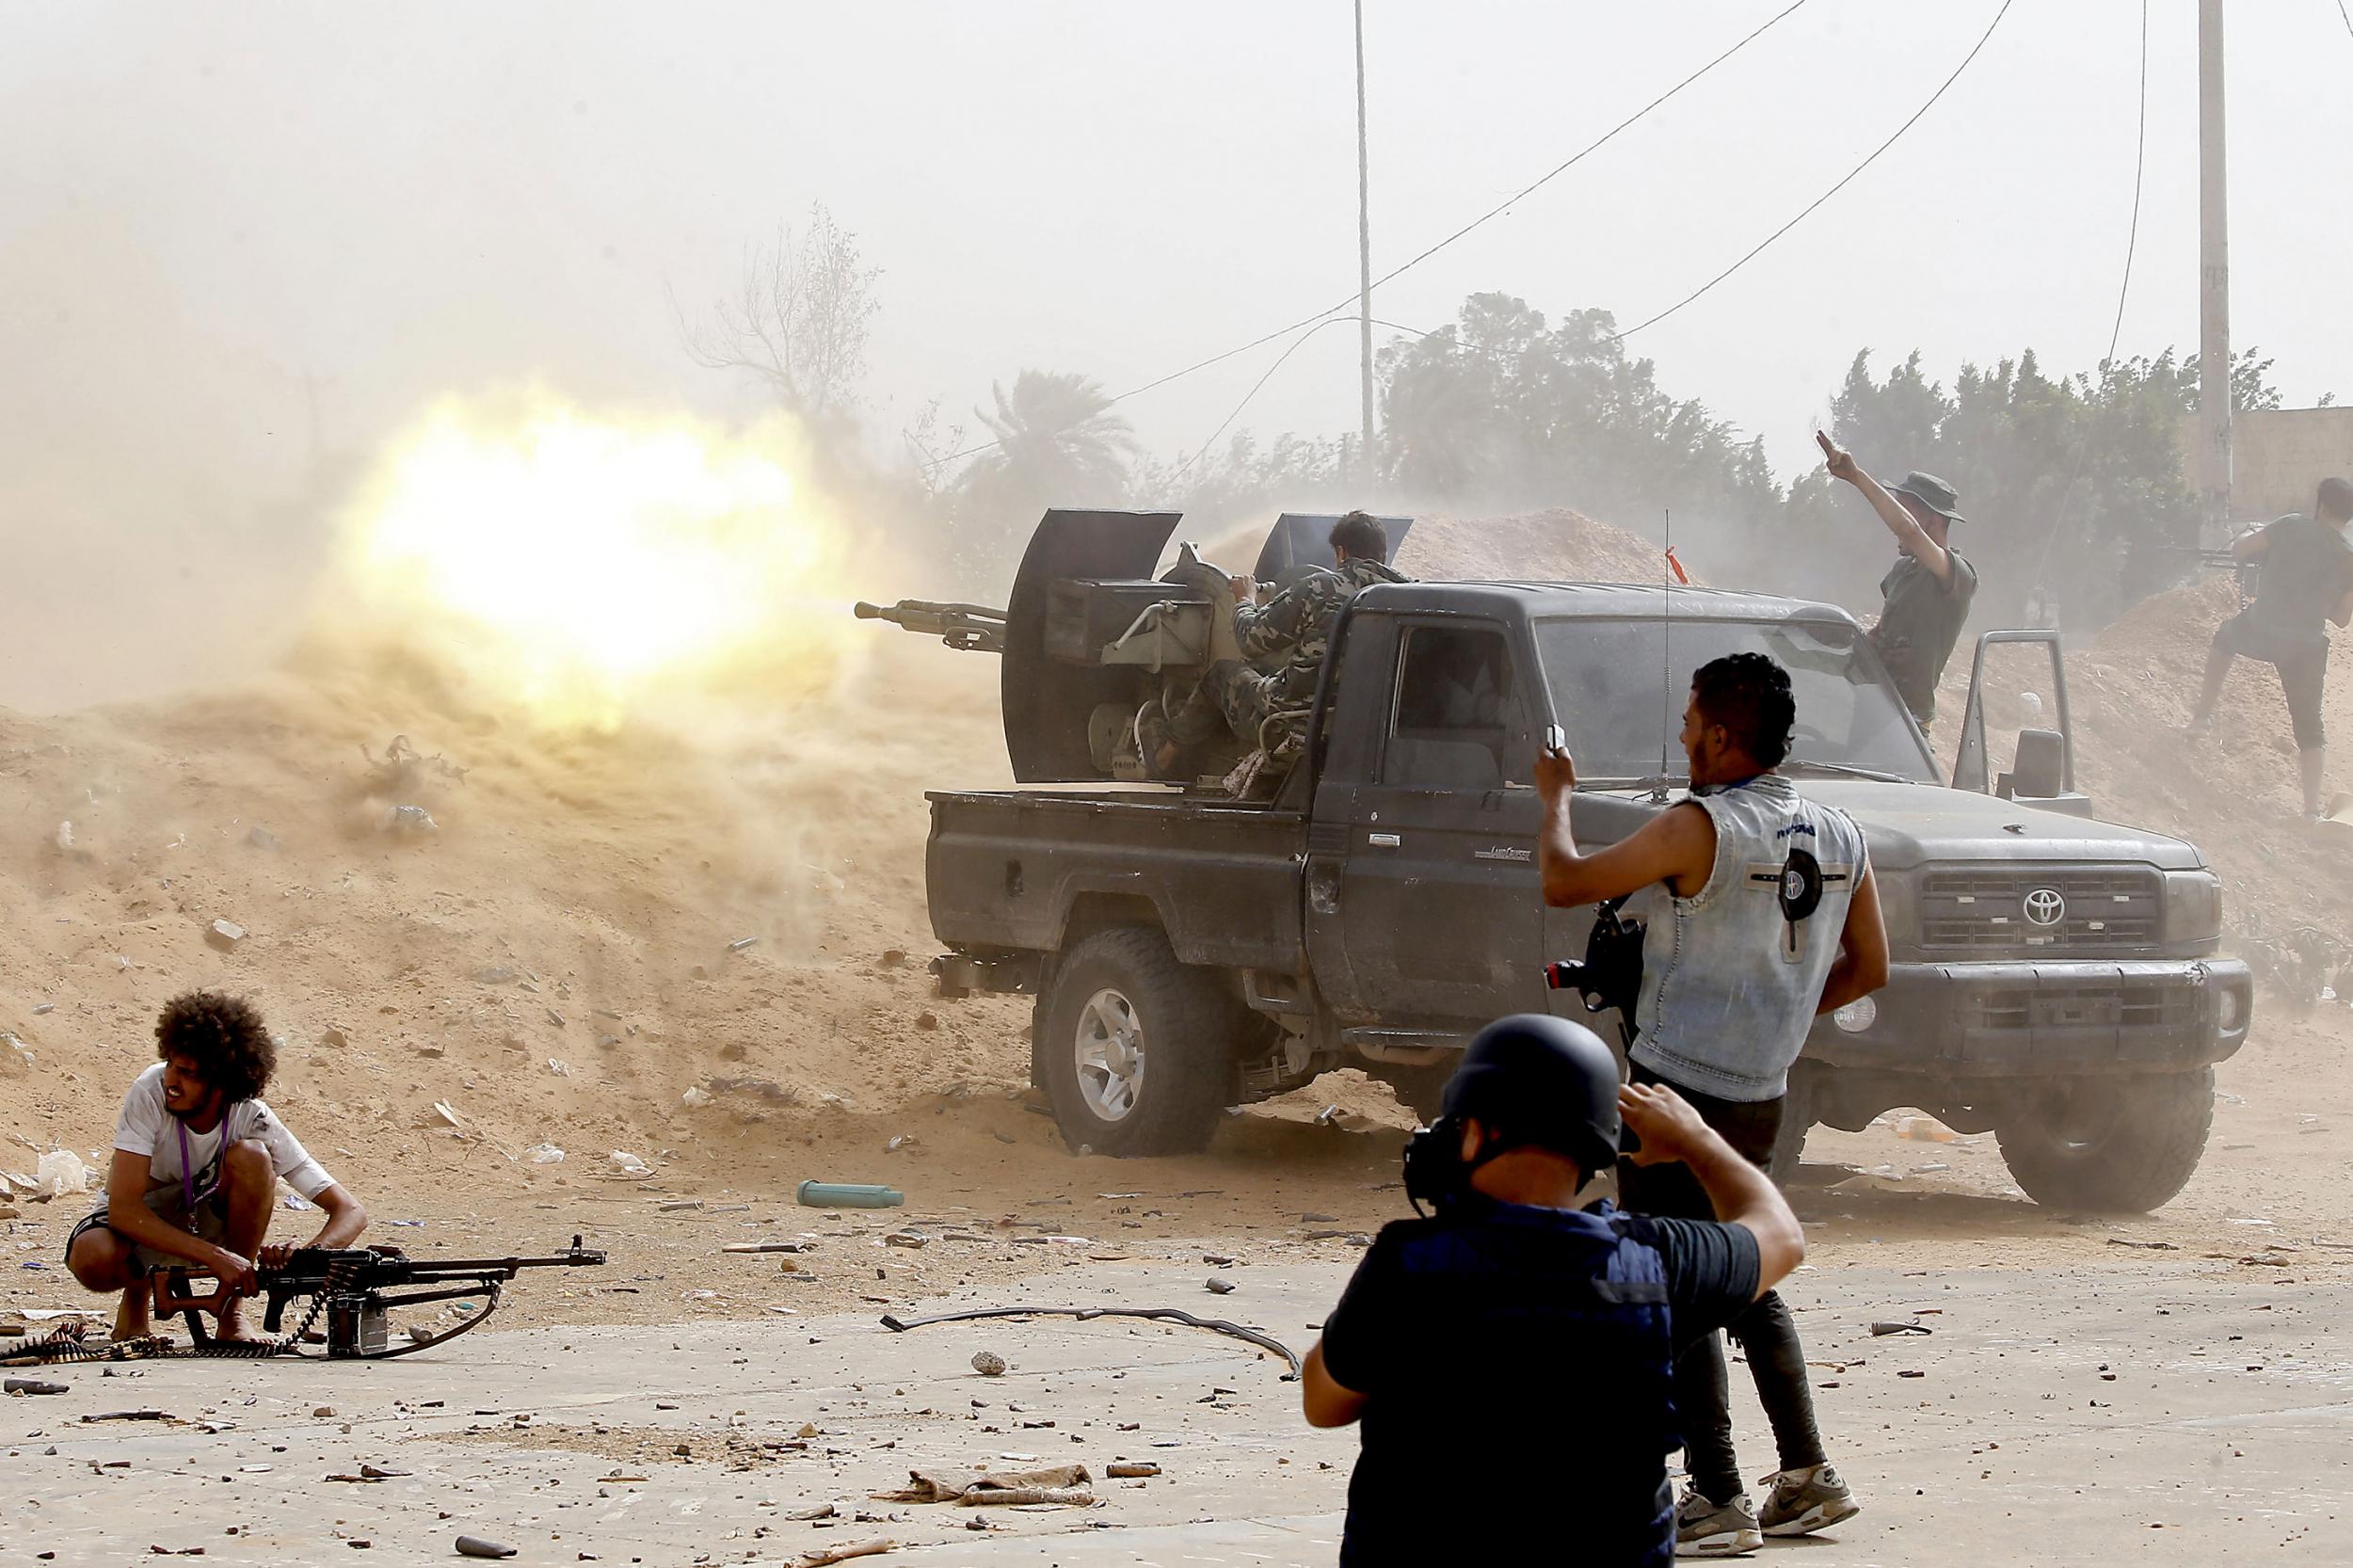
[{"left": 1534, "top": 617, "right": 1937, "bottom": 784}]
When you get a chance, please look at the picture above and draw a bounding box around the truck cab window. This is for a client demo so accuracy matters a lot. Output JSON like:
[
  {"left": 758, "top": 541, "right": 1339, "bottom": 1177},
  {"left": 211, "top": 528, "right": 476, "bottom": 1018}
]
[{"left": 1385, "top": 625, "right": 1513, "bottom": 787}]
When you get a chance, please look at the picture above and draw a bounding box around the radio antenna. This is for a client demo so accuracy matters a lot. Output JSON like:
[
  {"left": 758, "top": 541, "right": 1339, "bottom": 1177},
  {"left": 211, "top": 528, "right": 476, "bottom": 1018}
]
[{"left": 1657, "top": 507, "right": 1673, "bottom": 795}]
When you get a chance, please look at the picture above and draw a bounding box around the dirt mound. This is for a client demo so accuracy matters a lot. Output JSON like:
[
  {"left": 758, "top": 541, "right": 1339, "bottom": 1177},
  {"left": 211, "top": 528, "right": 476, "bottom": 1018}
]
[
  {"left": 0, "top": 632, "right": 1035, "bottom": 1205},
  {"left": 1399, "top": 507, "right": 1674, "bottom": 584}
]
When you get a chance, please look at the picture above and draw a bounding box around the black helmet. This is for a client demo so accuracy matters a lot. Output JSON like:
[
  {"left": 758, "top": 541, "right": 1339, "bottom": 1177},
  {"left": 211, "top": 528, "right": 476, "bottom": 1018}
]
[{"left": 1442, "top": 1014, "right": 1623, "bottom": 1176}]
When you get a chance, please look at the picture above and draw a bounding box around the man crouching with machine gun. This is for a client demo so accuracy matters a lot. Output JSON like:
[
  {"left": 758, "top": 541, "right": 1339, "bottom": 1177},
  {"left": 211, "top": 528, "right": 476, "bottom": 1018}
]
[{"left": 65, "top": 991, "right": 370, "bottom": 1344}]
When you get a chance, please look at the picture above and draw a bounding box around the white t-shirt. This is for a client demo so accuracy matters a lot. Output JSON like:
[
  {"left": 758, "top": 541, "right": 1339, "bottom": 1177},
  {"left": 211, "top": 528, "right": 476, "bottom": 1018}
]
[{"left": 112, "top": 1063, "right": 335, "bottom": 1202}]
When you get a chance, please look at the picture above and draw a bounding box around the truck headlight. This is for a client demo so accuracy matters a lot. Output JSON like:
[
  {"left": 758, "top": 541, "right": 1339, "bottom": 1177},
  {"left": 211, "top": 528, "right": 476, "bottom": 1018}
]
[
  {"left": 1871, "top": 872, "right": 1915, "bottom": 948},
  {"left": 2163, "top": 871, "right": 2224, "bottom": 946},
  {"left": 1833, "top": 996, "right": 1878, "bottom": 1033}
]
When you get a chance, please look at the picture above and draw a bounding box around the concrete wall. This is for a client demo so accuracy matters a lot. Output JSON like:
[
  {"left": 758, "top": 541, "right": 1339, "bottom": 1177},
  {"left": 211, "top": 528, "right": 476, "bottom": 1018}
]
[{"left": 2182, "top": 406, "right": 2353, "bottom": 527}]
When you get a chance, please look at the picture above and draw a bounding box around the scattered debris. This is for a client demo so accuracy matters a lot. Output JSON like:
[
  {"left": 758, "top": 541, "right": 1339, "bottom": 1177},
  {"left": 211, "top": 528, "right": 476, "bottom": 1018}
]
[
  {"left": 206, "top": 920, "right": 247, "bottom": 952},
  {"left": 454, "top": 1538, "right": 517, "bottom": 1560},
  {"left": 884, "top": 1305, "right": 1300, "bottom": 1380},
  {"left": 797, "top": 1181, "right": 904, "bottom": 1209},
  {"left": 607, "top": 1151, "right": 650, "bottom": 1176},
  {"left": 1870, "top": 1321, "right": 1931, "bottom": 1336},
  {"left": 522, "top": 1144, "right": 566, "bottom": 1165},
  {"left": 680, "top": 1086, "right": 714, "bottom": 1109},
  {"left": 2105, "top": 1237, "right": 2181, "bottom": 1251},
  {"left": 970, "top": 1352, "right": 1007, "bottom": 1377},
  {"left": 248, "top": 826, "right": 280, "bottom": 851},
  {"left": 728, "top": 936, "right": 760, "bottom": 952},
  {"left": 34, "top": 1149, "right": 92, "bottom": 1200},
  {"left": 1105, "top": 1462, "right": 1160, "bottom": 1479},
  {"left": 83, "top": 1409, "right": 175, "bottom": 1422},
  {"left": 1204, "top": 1277, "right": 1236, "bottom": 1295},
  {"left": 885, "top": 1464, "right": 1090, "bottom": 1505},
  {"left": 5, "top": 1377, "right": 69, "bottom": 1395},
  {"left": 382, "top": 805, "right": 439, "bottom": 835},
  {"left": 792, "top": 1541, "right": 894, "bottom": 1568}
]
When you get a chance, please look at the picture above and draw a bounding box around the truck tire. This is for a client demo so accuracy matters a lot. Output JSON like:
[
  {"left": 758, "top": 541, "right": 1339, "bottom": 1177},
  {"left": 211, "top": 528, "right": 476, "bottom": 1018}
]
[
  {"left": 1038, "top": 927, "right": 1238, "bottom": 1158},
  {"left": 1994, "top": 1068, "right": 2216, "bottom": 1213}
]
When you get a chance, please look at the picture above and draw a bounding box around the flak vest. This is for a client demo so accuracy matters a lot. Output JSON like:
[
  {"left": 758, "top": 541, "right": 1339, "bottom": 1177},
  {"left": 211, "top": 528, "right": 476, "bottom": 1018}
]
[{"left": 1630, "top": 774, "right": 1869, "bottom": 1103}]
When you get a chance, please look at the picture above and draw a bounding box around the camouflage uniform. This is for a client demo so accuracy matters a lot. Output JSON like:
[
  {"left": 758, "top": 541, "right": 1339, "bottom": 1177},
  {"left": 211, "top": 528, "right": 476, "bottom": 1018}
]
[{"left": 1205, "top": 557, "right": 1410, "bottom": 757}]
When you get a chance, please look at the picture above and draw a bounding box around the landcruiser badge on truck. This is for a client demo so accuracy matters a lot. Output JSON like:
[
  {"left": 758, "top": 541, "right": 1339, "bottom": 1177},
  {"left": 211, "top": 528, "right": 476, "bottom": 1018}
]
[{"left": 2024, "top": 888, "right": 2066, "bottom": 926}]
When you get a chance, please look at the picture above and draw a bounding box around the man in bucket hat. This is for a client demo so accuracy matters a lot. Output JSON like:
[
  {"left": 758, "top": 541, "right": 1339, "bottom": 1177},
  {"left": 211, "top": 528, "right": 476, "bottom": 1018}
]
[{"left": 1817, "top": 432, "right": 1979, "bottom": 728}]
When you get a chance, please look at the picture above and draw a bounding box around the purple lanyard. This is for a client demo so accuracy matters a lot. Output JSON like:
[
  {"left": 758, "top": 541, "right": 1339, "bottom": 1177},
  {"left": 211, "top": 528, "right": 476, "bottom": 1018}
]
[{"left": 176, "top": 1114, "right": 226, "bottom": 1223}]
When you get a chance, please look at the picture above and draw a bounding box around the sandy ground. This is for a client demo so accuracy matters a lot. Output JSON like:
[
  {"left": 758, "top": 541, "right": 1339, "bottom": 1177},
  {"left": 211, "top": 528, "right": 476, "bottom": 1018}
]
[{"left": 6, "top": 510, "right": 2353, "bottom": 1561}]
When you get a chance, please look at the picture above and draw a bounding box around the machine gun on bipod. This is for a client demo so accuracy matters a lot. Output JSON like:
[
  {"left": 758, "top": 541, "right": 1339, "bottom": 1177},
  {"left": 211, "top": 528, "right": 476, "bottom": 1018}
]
[
  {"left": 0, "top": 1235, "right": 608, "bottom": 1366},
  {"left": 150, "top": 1234, "right": 607, "bottom": 1359}
]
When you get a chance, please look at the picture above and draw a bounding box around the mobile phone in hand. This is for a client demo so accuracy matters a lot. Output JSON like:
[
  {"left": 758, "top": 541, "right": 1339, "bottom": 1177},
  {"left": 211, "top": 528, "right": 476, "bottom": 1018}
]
[{"left": 1545, "top": 725, "right": 1568, "bottom": 753}]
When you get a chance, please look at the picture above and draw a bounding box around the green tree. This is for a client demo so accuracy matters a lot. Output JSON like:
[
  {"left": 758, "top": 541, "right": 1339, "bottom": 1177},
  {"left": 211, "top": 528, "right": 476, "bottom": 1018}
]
[
  {"left": 951, "top": 371, "right": 1138, "bottom": 588},
  {"left": 1785, "top": 345, "right": 2283, "bottom": 627},
  {"left": 1377, "top": 293, "right": 1782, "bottom": 538}
]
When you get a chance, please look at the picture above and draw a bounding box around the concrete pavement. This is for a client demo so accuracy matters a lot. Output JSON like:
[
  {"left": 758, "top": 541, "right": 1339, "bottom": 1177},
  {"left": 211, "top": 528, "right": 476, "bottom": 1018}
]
[{"left": 6, "top": 1256, "right": 2348, "bottom": 1565}]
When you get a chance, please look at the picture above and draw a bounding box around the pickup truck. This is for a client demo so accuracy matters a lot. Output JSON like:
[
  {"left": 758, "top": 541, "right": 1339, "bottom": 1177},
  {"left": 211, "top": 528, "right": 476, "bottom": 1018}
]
[{"left": 877, "top": 511, "right": 2252, "bottom": 1212}]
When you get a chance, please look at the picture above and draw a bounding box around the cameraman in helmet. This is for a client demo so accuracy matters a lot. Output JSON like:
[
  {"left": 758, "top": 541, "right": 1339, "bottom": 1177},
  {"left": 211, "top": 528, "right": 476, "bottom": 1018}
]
[{"left": 1301, "top": 1016, "right": 1805, "bottom": 1567}]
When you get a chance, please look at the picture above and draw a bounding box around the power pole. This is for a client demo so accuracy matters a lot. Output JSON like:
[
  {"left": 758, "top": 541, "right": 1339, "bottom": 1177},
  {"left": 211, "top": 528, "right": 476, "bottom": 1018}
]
[
  {"left": 2197, "top": 0, "right": 2231, "bottom": 540},
  {"left": 1354, "top": 0, "right": 1375, "bottom": 481}
]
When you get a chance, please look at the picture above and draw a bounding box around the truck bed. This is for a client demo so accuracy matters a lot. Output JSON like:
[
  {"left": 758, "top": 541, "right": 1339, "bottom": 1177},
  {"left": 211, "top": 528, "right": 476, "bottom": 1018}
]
[{"left": 926, "top": 787, "right": 1307, "bottom": 971}]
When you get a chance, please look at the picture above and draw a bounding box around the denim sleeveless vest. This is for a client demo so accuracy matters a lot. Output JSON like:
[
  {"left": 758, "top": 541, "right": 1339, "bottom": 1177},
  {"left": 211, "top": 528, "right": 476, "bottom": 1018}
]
[{"left": 1629, "top": 774, "right": 1868, "bottom": 1103}]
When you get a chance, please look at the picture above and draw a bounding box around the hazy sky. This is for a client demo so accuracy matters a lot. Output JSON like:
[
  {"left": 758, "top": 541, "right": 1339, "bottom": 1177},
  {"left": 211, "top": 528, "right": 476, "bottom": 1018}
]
[{"left": 6, "top": 1, "right": 2351, "bottom": 704}]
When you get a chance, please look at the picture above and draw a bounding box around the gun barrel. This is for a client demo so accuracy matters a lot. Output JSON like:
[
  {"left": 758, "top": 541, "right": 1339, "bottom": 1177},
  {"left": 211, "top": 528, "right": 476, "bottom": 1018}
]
[{"left": 851, "top": 598, "right": 1010, "bottom": 654}]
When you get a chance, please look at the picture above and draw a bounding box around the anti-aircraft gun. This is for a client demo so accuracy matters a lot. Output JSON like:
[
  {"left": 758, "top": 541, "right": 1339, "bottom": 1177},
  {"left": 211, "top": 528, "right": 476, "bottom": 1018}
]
[{"left": 851, "top": 510, "right": 1411, "bottom": 784}]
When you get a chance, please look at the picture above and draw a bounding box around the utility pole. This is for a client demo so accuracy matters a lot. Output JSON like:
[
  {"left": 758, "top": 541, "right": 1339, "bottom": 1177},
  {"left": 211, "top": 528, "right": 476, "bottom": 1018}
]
[
  {"left": 2197, "top": 0, "right": 2231, "bottom": 541},
  {"left": 1354, "top": 0, "right": 1375, "bottom": 480}
]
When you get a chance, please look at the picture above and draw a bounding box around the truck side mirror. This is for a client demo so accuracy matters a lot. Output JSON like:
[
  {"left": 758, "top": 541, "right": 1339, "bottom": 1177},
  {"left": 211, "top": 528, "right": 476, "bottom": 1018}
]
[{"left": 2000, "top": 728, "right": 2066, "bottom": 801}]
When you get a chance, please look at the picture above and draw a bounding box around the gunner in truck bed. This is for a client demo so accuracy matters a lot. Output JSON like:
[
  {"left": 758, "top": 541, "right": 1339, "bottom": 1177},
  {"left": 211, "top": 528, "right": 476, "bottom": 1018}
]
[{"left": 1197, "top": 510, "right": 1409, "bottom": 764}]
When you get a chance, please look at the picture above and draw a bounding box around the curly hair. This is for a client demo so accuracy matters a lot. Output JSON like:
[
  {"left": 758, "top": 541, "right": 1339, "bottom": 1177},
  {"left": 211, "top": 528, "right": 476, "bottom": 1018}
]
[
  {"left": 154, "top": 990, "right": 277, "bottom": 1104},
  {"left": 1691, "top": 652, "right": 1797, "bottom": 769}
]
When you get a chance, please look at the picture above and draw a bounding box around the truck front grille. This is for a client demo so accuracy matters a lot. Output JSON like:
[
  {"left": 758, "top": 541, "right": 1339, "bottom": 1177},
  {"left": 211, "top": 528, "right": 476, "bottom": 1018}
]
[
  {"left": 1919, "top": 867, "right": 2160, "bottom": 954},
  {"left": 1958, "top": 977, "right": 2202, "bottom": 1033}
]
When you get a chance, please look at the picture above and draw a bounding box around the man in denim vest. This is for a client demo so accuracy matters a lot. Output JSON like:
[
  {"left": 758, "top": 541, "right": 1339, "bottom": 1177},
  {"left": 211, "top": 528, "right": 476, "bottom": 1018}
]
[{"left": 1537, "top": 653, "right": 1889, "bottom": 1554}]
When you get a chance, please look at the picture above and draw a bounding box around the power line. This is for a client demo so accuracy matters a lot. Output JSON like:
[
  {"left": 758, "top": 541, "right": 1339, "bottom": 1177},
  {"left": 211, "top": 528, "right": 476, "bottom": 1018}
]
[
  {"left": 1610, "top": 0, "right": 2018, "bottom": 344},
  {"left": 1353, "top": 0, "right": 1812, "bottom": 306},
  {"left": 2031, "top": 0, "right": 2152, "bottom": 595},
  {"left": 1171, "top": 318, "right": 1362, "bottom": 479},
  {"left": 2105, "top": 0, "right": 2151, "bottom": 363},
  {"left": 2338, "top": 0, "right": 2353, "bottom": 42},
  {"left": 920, "top": 2, "right": 1812, "bottom": 472}
]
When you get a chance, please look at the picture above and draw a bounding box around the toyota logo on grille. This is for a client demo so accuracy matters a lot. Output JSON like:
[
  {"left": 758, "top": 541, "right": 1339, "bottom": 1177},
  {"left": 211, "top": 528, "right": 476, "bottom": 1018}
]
[{"left": 2024, "top": 888, "right": 2066, "bottom": 926}]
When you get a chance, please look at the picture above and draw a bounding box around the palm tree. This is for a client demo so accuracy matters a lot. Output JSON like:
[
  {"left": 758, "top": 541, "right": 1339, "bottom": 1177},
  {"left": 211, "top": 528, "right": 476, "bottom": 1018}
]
[{"left": 969, "top": 371, "right": 1137, "bottom": 504}]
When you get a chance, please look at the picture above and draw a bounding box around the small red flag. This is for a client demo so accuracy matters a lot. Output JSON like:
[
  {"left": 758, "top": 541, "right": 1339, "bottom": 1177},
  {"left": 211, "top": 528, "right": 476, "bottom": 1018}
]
[{"left": 1664, "top": 546, "right": 1689, "bottom": 585}]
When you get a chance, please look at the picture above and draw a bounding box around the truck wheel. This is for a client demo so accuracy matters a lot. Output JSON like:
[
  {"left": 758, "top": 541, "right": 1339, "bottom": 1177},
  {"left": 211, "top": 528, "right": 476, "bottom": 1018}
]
[
  {"left": 1039, "top": 927, "right": 1237, "bottom": 1158},
  {"left": 1994, "top": 1068, "right": 2216, "bottom": 1213}
]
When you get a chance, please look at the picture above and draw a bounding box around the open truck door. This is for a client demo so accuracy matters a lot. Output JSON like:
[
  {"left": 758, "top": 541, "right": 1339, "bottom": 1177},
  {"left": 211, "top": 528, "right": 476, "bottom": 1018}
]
[{"left": 1950, "top": 628, "right": 2093, "bottom": 817}]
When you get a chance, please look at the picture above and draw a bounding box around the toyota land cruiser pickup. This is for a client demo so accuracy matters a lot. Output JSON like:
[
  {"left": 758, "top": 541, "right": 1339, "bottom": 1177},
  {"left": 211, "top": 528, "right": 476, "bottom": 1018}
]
[{"left": 875, "top": 511, "right": 2251, "bottom": 1212}]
